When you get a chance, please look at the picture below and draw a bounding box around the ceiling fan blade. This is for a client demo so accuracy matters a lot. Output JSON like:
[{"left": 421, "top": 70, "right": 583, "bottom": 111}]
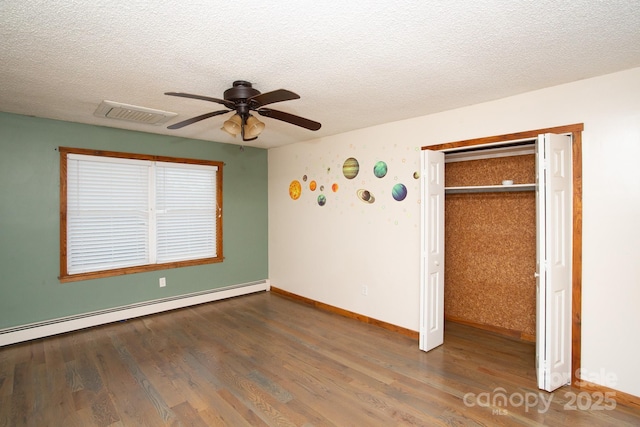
[
  {"left": 167, "top": 110, "right": 230, "bottom": 129},
  {"left": 165, "top": 92, "right": 236, "bottom": 109},
  {"left": 249, "top": 89, "right": 300, "bottom": 108},
  {"left": 257, "top": 108, "right": 321, "bottom": 131}
]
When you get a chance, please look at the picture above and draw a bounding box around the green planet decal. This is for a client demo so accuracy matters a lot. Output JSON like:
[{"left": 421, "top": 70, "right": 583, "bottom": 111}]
[
  {"left": 373, "top": 161, "right": 388, "bottom": 178},
  {"left": 392, "top": 183, "right": 407, "bottom": 201}
]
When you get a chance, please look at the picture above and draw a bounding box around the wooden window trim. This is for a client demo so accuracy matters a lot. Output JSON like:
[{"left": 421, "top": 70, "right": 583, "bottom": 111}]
[{"left": 59, "top": 146, "right": 224, "bottom": 283}]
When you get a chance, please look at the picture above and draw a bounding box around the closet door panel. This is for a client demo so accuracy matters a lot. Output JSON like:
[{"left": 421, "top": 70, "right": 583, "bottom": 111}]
[
  {"left": 420, "top": 149, "right": 445, "bottom": 352},
  {"left": 536, "top": 133, "right": 573, "bottom": 392}
]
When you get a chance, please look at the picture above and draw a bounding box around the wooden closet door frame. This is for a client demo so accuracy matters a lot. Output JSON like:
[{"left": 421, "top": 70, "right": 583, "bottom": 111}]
[{"left": 421, "top": 123, "right": 583, "bottom": 388}]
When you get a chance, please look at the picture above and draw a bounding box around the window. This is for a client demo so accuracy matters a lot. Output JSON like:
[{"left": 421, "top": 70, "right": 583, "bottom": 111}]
[{"left": 59, "top": 147, "right": 223, "bottom": 282}]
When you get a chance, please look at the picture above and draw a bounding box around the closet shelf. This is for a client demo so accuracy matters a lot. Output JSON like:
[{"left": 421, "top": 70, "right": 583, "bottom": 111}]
[{"left": 445, "top": 184, "right": 536, "bottom": 194}]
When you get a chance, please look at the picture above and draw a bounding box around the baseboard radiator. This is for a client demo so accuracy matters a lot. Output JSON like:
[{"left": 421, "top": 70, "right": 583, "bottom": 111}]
[{"left": 0, "top": 279, "right": 270, "bottom": 347}]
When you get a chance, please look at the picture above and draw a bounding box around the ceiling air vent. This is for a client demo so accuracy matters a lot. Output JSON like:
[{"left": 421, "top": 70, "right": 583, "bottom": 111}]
[{"left": 94, "top": 100, "right": 177, "bottom": 125}]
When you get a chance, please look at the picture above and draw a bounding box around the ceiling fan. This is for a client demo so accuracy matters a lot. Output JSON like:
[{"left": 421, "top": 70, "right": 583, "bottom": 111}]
[{"left": 165, "top": 80, "right": 321, "bottom": 141}]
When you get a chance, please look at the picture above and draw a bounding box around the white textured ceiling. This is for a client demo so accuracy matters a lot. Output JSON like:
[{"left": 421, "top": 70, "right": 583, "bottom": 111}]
[{"left": 2, "top": 1, "right": 640, "bottom": 149}]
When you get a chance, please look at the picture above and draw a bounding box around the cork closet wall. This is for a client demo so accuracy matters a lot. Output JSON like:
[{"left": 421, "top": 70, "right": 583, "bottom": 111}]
[{"left": 444, "top": 153, "right": 536, "bottom": 341}]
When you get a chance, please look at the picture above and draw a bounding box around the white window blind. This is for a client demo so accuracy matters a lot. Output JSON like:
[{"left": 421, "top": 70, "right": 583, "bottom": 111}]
[
  {"left": 155, "top": 162, "right": 218, "bottom": 263},
  {"left": 66, "top": 154, "right": 218, "bottom": 275}
]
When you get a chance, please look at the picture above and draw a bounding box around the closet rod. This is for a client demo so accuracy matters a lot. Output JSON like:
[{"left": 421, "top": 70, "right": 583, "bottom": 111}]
[{"left": 445, "top": 184, "right": 535, "bottom": 194}]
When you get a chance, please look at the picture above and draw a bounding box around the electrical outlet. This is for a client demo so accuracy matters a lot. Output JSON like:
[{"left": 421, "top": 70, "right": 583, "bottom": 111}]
[
  {"left": 159, "top": 277, "right": 166, "bottom": 287},
  {"left": 361, "top": 285, "right": 368, "bottom": 296}
]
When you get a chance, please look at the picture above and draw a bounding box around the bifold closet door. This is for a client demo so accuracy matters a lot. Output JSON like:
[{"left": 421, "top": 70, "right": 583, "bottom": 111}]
[
  {"left": 536, "top": 133, "right": 573, "bottom": 392},
  {"left": 420, "top": 149, "right": 445, "bottom": 352}
]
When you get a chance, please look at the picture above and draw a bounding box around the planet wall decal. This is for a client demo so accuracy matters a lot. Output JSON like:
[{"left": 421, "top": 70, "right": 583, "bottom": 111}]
[
  {"left": 357, "top": 189, "right": 375, "bottom": 204},
  {"left": 373, "top": 161, "right": 388, "bottom": 178},
  {"left": 342, "top": 157, "right": 360, "bottom": 179},
  {"left": 309, "top": 180, "right": 317, "bottom": 191},
  {"left": 317, "top": 194, "right": 326, "bottom": 206},
  {"left": 332, "top": 183, "right": 339, "bottom": 192},
  {"left": 289, "top": 180, "right": 302, "bottom": 200},
  {"left": 392, "top": 183, "right": 407, "bottom": 201}
]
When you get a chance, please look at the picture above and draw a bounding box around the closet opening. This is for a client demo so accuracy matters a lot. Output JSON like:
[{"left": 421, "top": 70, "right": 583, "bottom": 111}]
[
  {"left": 420, "top": 123, "right": 583, "bottom": 388},
  {"left": 442, "top": 138, "right": 537, "bottom": 342}
]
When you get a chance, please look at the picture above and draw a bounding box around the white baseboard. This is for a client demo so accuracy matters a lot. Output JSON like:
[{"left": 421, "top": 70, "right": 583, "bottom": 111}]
[{"left": 0, "top": 279, "right": 270, "bottom": 347}]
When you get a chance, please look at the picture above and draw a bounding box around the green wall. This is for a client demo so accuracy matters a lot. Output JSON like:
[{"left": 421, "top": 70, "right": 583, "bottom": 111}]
[{"left": 0, "top": 112, "right": 268, "bottom": 329}]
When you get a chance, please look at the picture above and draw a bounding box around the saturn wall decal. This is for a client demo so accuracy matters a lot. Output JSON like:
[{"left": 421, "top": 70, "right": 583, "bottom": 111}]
[{"left": 357, "top": 189, "right": 375, "bottom": 204}]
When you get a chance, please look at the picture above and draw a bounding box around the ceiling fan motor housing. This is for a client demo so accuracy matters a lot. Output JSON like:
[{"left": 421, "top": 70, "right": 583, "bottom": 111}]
[{"left": 224, "top": 81, "right": 260, "bottom": 102}]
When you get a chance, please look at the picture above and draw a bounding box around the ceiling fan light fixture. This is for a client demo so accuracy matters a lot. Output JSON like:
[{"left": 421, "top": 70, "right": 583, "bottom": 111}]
[
  {"left": 220, "top": 126, "right": 236, "bottom": 137},
  {"left": 245, "top": 115, "right": 265, "bottom": 138},
  {"left": 165, "top": 81, "right": 321, "bottom": 138},
  {"left": 222, "top": 114, "right": 242, "bottom": 136}
]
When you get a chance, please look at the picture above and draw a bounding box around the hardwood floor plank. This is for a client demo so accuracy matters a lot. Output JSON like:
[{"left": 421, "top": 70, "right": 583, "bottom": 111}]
[
  {"left": 204, "top": 357, "right": 300, "bottom": 426},
  {"left": 89, "top": 390, "right": 120, "bottom": 427},
  {"left": 0, "top": 365, "right": 11, "bottom": 398},
  {"left": 1, "top": 291, "right": 639, "bottom": 426},
  {"left": 121, "top": 316, "right": 218, "bottom": 413},
  {"left": 183, "top": 307, "right": 372, "bottom": 426},
  {"left": 216, "top": 388, "right": 271, "bottom": 427},
  {"left": 0, "top": 396, "right": 10, "bottom": 427},
  {"left": 65, "top": 359, "right": 85, "bottom": 393},
  {"left": 171, "top": 401, "right": 209, "bottom": 427},
  {"left": 91, "top": 333, "right": 166, "bottom": 426},
  {"left": 109, "top": 334, "right": 176, "bottom": 424}
]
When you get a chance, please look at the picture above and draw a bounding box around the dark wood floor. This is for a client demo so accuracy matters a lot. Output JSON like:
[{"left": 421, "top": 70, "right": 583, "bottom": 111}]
[{"left": 1, "top": 291, "right": 639, "bottom": 426}]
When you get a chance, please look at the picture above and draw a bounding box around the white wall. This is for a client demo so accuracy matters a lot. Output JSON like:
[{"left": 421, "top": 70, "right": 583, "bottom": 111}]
[{"left": 269, "top": 67, "right": 640, "bottom": 397}]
